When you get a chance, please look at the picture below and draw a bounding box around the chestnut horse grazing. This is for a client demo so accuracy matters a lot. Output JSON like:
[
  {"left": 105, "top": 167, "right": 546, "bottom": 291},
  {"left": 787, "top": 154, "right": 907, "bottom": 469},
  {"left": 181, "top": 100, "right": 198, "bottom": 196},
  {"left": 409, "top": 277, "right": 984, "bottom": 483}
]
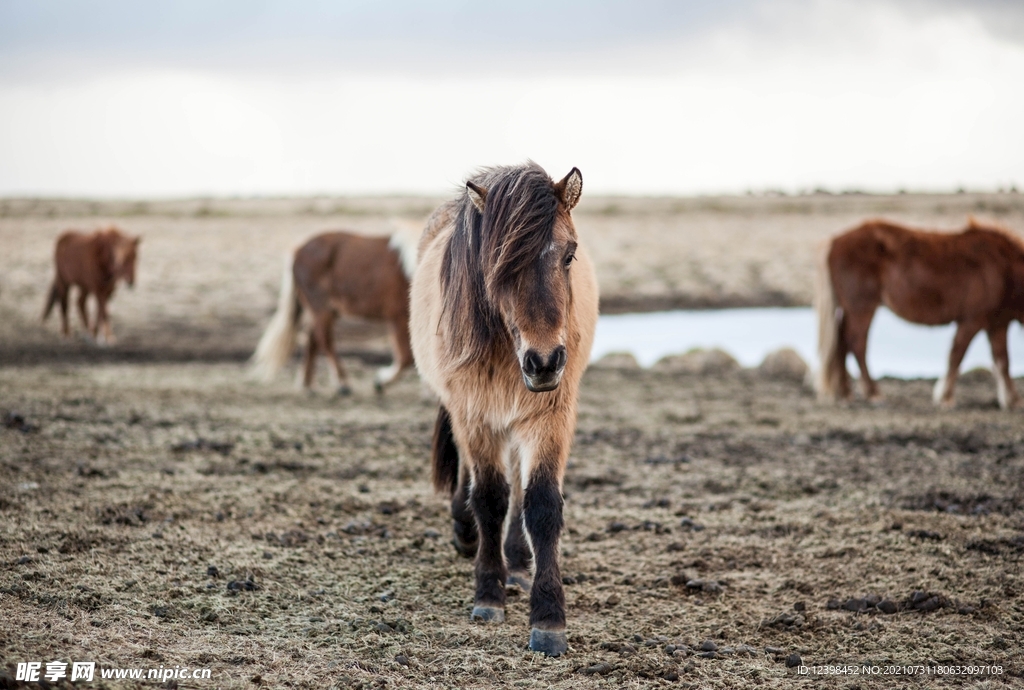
[
  {"left": 250, "top": 228, "right": 419, "bottom": 394},
  {"left": 43, "top": 226, "right": 141, "bottom": 345},
  {"left": 817, "top": 218, "right": 1024, "bottom": 408},
  {"left": 410, "top": 163, "right": 598, "bottom": 656}
]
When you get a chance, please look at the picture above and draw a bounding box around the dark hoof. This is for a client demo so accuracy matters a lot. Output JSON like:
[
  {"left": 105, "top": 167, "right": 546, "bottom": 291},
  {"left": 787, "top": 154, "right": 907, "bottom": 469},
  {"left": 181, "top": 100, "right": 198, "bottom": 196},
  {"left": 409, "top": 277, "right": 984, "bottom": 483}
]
[
  {"left": 470, "top": 606, "right": 504, "bottom": 623},
  {"left": 373, "top": 380, "right": 385, "bottom": 395},
  {"left": 529, "top": 628, "right": 567, "bottom": 657},
  {"left": 336, "top": 385, "right": 352, "bottom": 397},
  {"left": 507, "top": 572, "right": 532, "bottom": 595}
]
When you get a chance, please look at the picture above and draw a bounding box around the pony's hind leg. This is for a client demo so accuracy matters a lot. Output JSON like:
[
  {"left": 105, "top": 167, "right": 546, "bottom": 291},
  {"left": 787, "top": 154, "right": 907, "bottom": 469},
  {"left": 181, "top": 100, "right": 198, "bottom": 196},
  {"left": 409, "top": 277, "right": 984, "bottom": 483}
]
[
  {"left": 300, "top": 320, "right": 320, "bottom": 390},
  {"left": 431, "top": 405, "right": 478, "bottom": 556},
  {"left": 833, "top": 311, "right": 852, "bottom": 399},
  {"left": 450, "top": 459, "right": 478, "bottom": 558},
  {"left": 844, "top": 309, "right": 881, "bottom": 401},
  {"left": 933, "top": 321, "right": 982, "bottom": 408},
  {"left": 986, "top": 324, "right": 1020, "bottom": 409},
  {"left": 504, "top": 449, "right": 533, "bottom": 594},
  {"left": 319, "top": 313, "right": 351, "bottom": 396},
  {"left": 76, "top": 289, "right": 90, "bottom": 339},
  {"left": 57, "top": 285, "right": 71, "bottom": 337},
  {"left": 374, "top": 318, "right": 414, "bottom": 393}
]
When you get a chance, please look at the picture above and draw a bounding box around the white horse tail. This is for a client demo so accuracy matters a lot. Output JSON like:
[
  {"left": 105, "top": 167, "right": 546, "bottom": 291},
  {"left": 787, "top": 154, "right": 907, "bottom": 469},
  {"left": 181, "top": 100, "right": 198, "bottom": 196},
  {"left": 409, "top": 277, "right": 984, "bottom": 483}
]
[
  {"left": 388, "top": 218, "right": 423, "bottom": 280},
  {"left": 814, "top": 239, "right": 844, "bottom": 400},
  {"left": 250, "top": 253, "right": 301, "bottom": 382}
]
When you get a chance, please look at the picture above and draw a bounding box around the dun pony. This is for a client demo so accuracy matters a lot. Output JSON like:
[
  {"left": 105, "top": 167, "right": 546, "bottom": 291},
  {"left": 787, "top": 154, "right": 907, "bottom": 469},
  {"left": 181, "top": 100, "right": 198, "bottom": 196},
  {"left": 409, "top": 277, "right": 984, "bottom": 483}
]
[
  {"left": 43, "top": 226, "right": 141, "bottom": 345},
  {"left": 816, "top": 218, "right": 1024, "bottom": 408},
  {"left": 250, "top": 228, "right": 418, "bottom": 394},
  {"left": 410, "top": 162, "right": 598, "bottom": 656}
]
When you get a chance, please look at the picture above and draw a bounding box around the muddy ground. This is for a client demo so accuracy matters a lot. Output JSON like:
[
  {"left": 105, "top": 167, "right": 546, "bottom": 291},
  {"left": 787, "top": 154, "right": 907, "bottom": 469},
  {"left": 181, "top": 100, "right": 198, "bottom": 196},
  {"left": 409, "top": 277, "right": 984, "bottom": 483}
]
[
  {"left": 2, "top": 194, "right": 1024, "bottom": 688},
  {"left": 2, "top": 359, "right": 1023, "bottom": 689}
]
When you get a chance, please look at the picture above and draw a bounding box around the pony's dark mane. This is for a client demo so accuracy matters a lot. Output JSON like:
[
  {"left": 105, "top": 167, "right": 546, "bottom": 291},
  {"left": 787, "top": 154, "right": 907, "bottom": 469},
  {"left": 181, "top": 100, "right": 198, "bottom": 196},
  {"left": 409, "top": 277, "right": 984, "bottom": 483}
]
[{"left": 440, "top": 162, "right": 561, "bottom": 364}]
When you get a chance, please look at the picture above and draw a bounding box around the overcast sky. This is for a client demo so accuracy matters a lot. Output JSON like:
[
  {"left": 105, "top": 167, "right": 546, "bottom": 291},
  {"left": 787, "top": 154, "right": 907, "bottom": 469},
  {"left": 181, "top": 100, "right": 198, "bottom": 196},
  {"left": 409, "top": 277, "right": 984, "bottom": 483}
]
[{"left": 2, "top": 0, "right": 1023, "bottom": 197}]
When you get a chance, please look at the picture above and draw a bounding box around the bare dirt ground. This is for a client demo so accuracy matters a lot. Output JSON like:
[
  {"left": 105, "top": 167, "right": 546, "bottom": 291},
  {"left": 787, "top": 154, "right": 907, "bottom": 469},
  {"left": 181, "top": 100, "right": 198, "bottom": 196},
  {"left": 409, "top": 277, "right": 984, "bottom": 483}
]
[
  {"left": 2, "top": 194, "right": 1024, "bottom": 688},
  {"left": 2, "top": 362, "right": 1023, "bottom": 689}
]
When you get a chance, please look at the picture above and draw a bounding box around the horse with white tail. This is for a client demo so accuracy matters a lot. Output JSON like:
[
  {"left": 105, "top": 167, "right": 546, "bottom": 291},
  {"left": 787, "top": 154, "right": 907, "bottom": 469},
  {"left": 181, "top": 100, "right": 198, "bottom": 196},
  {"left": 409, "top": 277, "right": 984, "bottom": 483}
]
[
  {"left": 250, "top": 225, "right": 420, "bottom": 394},
  {"left": 816, "top": 217, "right": 1024, "bottom": 409},
  {"left": 410, "top": 162, "right": 598, "bottom": 656}
]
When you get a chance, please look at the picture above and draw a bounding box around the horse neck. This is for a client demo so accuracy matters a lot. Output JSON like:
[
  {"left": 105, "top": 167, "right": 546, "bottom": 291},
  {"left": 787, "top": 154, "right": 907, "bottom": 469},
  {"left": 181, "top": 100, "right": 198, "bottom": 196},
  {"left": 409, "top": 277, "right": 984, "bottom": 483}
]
[{"left": 93, "top": 235, "right": 120, "bottom": 283}]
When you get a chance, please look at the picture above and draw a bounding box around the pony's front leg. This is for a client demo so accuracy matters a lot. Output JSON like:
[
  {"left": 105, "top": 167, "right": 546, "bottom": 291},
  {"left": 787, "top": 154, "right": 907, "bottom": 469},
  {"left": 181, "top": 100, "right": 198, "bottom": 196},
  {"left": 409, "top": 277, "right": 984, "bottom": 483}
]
[
  {"left": 522, "top": 446, "right": 569, "bottom": 657},
  {"left": 102, "top": 307, "right": 117, "bottom": 345},
  {"left": 95, "top": 295, "right": 115, "bottom": 345},
  {"left": 466, "top": 435, "right": 510, "bottom": 623}
]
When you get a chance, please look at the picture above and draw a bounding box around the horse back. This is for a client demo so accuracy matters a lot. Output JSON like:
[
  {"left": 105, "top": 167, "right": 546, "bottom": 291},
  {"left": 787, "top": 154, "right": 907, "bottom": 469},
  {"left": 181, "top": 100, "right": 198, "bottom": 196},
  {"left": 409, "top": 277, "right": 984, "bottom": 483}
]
[
  {"left": 829, "top": 220, "right": 1023, "bottom": 324},
  {"left": 293, "top": 231, "right": 408, "bottom": 319}
]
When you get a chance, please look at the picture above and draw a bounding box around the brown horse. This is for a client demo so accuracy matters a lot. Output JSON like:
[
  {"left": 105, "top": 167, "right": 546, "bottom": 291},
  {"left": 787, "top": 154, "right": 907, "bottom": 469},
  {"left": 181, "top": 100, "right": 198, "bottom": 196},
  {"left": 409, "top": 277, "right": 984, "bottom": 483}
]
[
  {"left": 410, "top": 163, "right": 598, "bottom": 656},
  {"left": 817, "top": 218, "right": 1024, "bottom": 408},
  {"left": 42, "top": 226, "right": 141, "bottom": 345},
  {"left": 250, "top": 228, "right": 419, "bottom": 394}
]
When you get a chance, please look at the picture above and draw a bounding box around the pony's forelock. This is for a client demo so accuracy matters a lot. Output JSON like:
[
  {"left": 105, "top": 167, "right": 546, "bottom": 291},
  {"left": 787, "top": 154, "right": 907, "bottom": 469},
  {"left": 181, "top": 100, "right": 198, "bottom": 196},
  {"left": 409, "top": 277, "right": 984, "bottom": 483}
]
[{"left": 440, "top": 162, "right": 565, "bottom": 364}]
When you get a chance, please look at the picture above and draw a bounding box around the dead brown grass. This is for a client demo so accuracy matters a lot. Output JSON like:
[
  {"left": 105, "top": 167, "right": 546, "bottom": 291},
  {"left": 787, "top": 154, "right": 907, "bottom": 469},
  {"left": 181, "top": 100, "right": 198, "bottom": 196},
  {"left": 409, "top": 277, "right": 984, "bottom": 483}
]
[
  {"left": 2, "top": 194, "right": 1023, "bottom": 688},
  {"left": 1, "top": 359, "right": 1023, "bottom": 688}
]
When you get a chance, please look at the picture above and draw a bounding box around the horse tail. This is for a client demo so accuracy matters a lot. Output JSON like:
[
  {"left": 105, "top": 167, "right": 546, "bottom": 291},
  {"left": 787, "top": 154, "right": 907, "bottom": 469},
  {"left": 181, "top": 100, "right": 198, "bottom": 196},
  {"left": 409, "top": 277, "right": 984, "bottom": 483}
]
[
  {"left": 431, "top": 406, "right": 460, "bottom": 495},
  {"left": 814, "top": 239, "right": 843, "bottom": 399},
  {"left": 42, "top": 282, "right": 60, "bottom": 322},
  {"left": 388, "top": 219, "right": 423, "bottom": 280},
  {"left": 250, "top": 253, "right": 302, "bottom": 382}
]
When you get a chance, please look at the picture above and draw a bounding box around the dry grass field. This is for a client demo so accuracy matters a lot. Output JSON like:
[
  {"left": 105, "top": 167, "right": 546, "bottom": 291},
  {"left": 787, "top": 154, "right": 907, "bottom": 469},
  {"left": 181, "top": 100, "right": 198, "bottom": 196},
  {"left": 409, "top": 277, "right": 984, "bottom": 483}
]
[
  {"left": 3, "top": 192, "right": 1024, "bottom": 361},
  {"left": 2, "top": 193, "right": 1024, "bottom": 688}
]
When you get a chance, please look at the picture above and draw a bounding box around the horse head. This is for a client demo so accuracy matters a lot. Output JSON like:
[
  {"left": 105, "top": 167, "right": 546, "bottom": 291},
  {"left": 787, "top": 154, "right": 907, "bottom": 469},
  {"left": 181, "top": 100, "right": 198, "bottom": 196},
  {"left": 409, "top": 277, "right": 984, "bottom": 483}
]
[
  {"left": 469, "top": 166, "right": 583, "bottom": 392},
  {"left": 104, "top": 228, "right": 141, "bottom": 287}
]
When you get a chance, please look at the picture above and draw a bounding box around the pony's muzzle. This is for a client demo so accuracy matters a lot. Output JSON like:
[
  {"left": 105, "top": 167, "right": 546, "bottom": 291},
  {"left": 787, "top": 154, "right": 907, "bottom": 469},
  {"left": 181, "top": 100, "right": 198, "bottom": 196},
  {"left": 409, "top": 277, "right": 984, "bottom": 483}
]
[{"left": 521, "top": 346, "right": 567, "bottom": 392}]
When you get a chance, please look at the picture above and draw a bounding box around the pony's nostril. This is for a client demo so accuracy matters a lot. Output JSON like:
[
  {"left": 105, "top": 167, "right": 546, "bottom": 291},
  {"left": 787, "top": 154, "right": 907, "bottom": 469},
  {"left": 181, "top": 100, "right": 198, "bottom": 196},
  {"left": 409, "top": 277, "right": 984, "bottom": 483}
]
[
  {"left": 550, "top": 346, "right": 567, "bottom": 372},
  {"left": 524, "top": 348, "right": 567, "bottom": 378},
  {"left": 523, "top": 350, "right": 544, "bottom": 376}
]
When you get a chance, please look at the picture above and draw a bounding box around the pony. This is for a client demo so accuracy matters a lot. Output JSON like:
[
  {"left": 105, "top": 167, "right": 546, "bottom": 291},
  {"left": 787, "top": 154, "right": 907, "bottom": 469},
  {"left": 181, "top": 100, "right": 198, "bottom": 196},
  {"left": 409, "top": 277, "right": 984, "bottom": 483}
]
[
  {"left": 410, "top": 162, "right": 598, "bottom": 656},
  {"left": 816, "top": 218, "right": 1024, "bottom": 409},
  {"left": 42, "top": 226, "right": 141, "bottom": 345},
  {"left": 250, "top": 228, "right": 419, "bottom": 394}
]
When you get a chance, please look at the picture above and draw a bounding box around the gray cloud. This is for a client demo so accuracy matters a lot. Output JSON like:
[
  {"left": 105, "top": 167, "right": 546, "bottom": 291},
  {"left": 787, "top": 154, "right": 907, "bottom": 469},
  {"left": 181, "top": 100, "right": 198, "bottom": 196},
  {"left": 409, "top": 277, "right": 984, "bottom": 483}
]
[
  {"left": 0, "top": 0, "right": 750, "bottom": 78},
  {"left": 3, "top": 0, "right": 1022, "bottom": 83},
  {"left": 927, "top": 0, "right": 1024, "bottom": 38}
]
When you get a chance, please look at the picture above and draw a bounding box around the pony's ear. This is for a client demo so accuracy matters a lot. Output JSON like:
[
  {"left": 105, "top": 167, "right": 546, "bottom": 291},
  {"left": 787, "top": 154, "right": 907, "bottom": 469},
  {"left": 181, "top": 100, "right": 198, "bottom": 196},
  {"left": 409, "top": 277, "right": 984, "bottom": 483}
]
[
  {"left": 466, "top": 181, "right": 488, "bottom": 214},
  {"left": 554, "top": 167, "right": 583, "bottom": 211}
]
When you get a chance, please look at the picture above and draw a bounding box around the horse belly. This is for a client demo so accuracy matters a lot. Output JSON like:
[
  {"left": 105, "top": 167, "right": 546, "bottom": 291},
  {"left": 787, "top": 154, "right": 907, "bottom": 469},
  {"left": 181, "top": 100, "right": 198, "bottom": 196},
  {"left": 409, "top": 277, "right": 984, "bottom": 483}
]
[{"left": 881, "top": 263, "right": 961, "bottom": 326}]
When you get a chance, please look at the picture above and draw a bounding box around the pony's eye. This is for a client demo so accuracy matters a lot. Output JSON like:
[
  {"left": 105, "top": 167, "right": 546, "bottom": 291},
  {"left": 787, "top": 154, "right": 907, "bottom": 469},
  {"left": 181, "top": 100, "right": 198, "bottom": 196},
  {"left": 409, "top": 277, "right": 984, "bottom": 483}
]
[{"left": 564, "top": 254, "right": 575, "bottom": 269}]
